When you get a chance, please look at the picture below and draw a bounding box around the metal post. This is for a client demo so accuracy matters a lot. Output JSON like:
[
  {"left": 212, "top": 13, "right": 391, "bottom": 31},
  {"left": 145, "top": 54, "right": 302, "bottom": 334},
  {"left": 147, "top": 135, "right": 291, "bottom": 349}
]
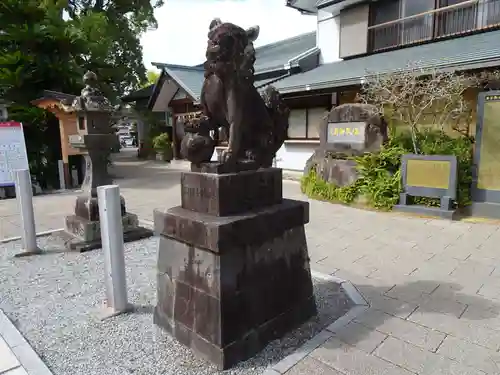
[
  {"left": 58, "top": 160, "right": 66, "bottom": 190},
  {"left": 97, "top": 184, "right": 130, "bottom": 319},
  {"left": 14, "top": 169, "right": 40, "bottom": 255}
]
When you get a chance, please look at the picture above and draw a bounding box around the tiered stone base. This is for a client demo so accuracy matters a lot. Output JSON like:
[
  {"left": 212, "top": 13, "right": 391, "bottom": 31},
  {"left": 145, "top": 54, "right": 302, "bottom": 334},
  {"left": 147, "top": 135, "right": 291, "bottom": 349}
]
[
  {"left": 62, "top": 196, "right": 153, "bottom": 252},
  {"left": 154, "top": 165, "right": 317, "bottom": 370}
]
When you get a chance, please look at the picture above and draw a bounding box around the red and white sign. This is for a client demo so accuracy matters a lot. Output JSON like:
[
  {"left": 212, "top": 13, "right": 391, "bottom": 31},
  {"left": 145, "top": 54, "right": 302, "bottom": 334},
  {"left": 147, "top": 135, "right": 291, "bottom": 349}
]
[
  {"left": 0, "top": 121, "right": 29, "bottom": 187},
  {"left": 0, "top": 121, "right": 22, "bottom": 128}
]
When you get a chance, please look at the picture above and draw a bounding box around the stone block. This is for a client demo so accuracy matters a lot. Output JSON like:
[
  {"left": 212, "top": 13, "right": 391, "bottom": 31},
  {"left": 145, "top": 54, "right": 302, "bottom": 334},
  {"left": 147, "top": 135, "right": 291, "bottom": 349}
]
[
  {"left": 154, "top": 198, "right": 309, "bottom": 254},
  {"left": 62, "top": 212, "right": 153, "bottom": 252},
  {"left": 74, "top": 194, "right": 126, "bottom": 221},
  {"left": 310, "top": 337, "right": 413, "bottom": 375},
  {"left": 354, "top": 309, "right": 446, "bottom": 351},
  {"left": 286, "top": 357, "right": 344, "bottom": 375},
  {"left": 190, "top": 161, "right": 259, "bottom": 174},
  {"left": 65, "top": 212, "right": 139, "bottom": 242},
  {"left": 375, "top": 336, "right": 483, "bottom": 375},
  {"left": 154, "top": 223, "right": 317, "bottom": 369},
  {"left": 180, "top": 168, "right": 282, "bottom": 216},
  {"left": 332, "top": 321, "right": 387, "bottom": 353}
]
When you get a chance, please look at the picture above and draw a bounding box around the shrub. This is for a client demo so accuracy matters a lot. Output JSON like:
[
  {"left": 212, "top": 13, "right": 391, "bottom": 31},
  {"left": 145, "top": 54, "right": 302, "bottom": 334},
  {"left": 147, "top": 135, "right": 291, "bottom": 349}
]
[
  {"left": 152, "top": 132, "right": 171, "bottom": 151},
  {"left": 301, "top": 129, "right": 473, "bottom": 210},
  {"left": 152, "top": 132, "right": 173, "bottom": 162}
]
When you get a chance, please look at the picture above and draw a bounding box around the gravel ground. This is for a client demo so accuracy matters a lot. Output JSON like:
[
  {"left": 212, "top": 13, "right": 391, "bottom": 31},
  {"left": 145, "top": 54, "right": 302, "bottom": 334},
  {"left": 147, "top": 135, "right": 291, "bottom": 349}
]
[{"left": 0, "top": 235, "right": 352, "bottom": 375}]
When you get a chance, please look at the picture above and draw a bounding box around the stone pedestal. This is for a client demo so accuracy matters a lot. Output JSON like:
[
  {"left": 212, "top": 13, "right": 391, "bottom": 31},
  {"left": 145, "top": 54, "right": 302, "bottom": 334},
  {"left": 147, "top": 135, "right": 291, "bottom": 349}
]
[
  {"left": 63, "top": 210, "right": 153, "bottom": 252},
  {"left": 154, "top": 165, "right": 317, "bottom": 369}
]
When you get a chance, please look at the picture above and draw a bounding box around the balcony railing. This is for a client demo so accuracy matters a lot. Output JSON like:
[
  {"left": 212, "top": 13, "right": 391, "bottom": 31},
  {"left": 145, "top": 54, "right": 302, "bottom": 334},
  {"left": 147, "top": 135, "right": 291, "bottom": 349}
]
[{"left": 368, "top": 0, "right": 500, "bottom": 53}]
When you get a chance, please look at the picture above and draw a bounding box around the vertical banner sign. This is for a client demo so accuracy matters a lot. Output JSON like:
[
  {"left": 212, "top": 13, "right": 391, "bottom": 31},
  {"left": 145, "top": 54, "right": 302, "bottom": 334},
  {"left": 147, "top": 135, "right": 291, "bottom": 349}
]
[{"left": 0, "top": 121, "right": 30, "bottom": 187}]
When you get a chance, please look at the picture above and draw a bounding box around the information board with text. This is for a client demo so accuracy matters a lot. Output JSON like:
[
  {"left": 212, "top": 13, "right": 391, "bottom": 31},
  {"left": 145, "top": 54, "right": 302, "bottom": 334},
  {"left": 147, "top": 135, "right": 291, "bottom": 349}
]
[{"left": 0, "top": 121, "right": 29, "bottom": 187}]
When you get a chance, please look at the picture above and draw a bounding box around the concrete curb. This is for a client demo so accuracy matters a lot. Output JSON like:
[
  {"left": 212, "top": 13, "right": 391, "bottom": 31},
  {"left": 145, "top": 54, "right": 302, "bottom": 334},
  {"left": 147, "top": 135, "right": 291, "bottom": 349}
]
[
  {"left": 262, "top": 268, "right": 369, "bottom": 375},
  {"left": 0, "top": 229, "right": 64, "bottom": 245},
  {"left": 0, "top": 309, "right": 53, "bottom": 375}
]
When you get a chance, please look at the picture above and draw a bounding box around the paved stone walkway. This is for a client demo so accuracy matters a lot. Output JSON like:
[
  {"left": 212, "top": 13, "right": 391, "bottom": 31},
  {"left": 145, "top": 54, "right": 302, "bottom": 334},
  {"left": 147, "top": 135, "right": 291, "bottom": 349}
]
[{"left": 2, "top": 149, "right": 500, "bottom": 374}]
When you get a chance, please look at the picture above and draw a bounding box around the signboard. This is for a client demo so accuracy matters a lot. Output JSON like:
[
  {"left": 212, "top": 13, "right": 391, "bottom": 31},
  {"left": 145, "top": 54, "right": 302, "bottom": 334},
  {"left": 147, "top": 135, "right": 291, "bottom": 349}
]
[
  {"left": 476, "top": 96, "right": 500, "bottom": 191},
  {"left": 326, "top": 122, "right": 365, "bottom": 144},
  {"left": 0, "top": 121, "right": 29, "bottom": 187},
  {"left": 406, "top": 159, "right": 451, "bottom": 190},
  {"left": 401, "top": 154, "right": 457, "bottom": 199},
  {"left": 469, "top": 91, "right": 500, "bottom": 219},
  {"left": 394, "top": 154, "right": 458, "bottom": 219}
]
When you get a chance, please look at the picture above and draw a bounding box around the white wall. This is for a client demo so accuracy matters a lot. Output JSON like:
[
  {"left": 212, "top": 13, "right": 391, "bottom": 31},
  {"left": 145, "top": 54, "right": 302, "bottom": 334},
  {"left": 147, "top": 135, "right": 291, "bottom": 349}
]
[
  {"left": 275, "top": 143, "right": 317, "bottom": 172},
  {"left": 317, "top": 10, "right": 341, "bottom": 64}
]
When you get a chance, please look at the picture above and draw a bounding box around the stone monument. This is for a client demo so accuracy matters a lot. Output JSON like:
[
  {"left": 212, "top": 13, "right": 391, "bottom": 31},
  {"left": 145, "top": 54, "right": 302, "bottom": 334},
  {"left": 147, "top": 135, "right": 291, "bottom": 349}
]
[
  {"left": 154, "top": 19, "right": 317, "bottom": 370},
  {"left": 61, "top": 71, "right": 153, "bottom": 252},
  {"left": 304, "top": 103, "right": 388, "bottom": 186}
]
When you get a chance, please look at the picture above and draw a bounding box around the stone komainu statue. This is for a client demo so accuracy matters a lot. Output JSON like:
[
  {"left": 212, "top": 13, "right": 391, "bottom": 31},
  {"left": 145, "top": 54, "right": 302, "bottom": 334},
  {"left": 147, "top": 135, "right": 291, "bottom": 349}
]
[{"left": 180, "top": 18, "right": 290, "bottom": 169}]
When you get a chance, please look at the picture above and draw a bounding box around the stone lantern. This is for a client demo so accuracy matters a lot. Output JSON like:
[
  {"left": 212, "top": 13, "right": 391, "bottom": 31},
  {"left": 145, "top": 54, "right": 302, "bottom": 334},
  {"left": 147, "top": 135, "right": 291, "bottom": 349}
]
[{"left": 62, "top": 71, "right": 152, "bottom": 252}]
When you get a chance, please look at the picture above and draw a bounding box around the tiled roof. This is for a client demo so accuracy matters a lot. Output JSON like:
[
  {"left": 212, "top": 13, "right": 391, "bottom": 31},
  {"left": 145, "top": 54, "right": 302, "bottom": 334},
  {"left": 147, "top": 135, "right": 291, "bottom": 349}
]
[
  {"left": 41, "top": 90, "right": 77, "bottom": 102},
  {"left": 155, "top": 64, "right": 206, "bottom": 100},
  {"left": 31, "top": 90, "right": 77, "bottom": 105},
  {"left": 272, "top": 30, "right": 500, "bottom": 93},
  {"left": 254, "top": 31, "right": 316, "bottom": 72},
  {"left": 121, "top": 85, "right": 154, "bottom": 102}
]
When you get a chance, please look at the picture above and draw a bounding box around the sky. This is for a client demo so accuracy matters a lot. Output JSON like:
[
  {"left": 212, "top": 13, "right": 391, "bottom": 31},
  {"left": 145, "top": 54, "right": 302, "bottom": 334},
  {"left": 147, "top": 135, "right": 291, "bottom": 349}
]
[{"left": 140, "top": 0, "right": 317, "bottom": 70}]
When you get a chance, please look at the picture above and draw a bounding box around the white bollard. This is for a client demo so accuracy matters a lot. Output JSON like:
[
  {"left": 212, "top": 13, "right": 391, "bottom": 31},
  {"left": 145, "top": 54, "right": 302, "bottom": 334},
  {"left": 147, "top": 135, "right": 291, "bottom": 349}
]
[
  {"left": 71, "top": 166, "right": 79, "bottom": 187},
  {"left": 58, "top": 160, "right": 66, "bottom": 190},
  {"left": 97, "top": 184, "right": 130, "bottom": 319},
  {"left": 14, "top": 169, "right": 41, "bottom": 255}
]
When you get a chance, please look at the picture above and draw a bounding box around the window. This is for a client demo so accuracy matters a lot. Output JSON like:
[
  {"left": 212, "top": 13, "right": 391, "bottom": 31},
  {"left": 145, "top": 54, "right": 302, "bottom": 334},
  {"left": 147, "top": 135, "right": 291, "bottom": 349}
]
[
  {"left": 484, "top": 0, "right": 500, "bottom": 26},
  {"left": 78, "top": 116, "right": 86, "bottom": 130},
  {"left": 369, "top": 0, "right": 401, "bottom": 50},
  {"left": 370, "top": 0, "right": 500, "bottom": 52},
  {"left": 369, "top": 0, "right": 435, "bottom": 50},
  {"left": 307, "top": 107, "right": 329, "bottom": 139},
  {"left": 288, "top": 109, "right": 307, "bottom": 138},
  {"left": 436, "top": 0, "right": 477, "bottom": 37},
  {"left": 401, "top": 0, "right": 434, "bottom": 43},
  {"left": 287, "top": 107, "right": 330, "bottom": 139}
]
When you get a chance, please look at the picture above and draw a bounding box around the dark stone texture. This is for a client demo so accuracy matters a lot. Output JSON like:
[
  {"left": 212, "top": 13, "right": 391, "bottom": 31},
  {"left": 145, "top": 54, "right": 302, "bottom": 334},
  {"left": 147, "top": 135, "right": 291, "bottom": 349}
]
[
  {"left": 154, "top": 199, "right": 309, "bottom": 254},
  {"left": 190, "top": 161, "right": 260, "bottom": 174},
  {"left": 59, "top": 225, "right": 154, "bottom": 253},
  {"left": 319, "top": 103, "right": 388, "bottom": 156},
  {"left": 181, "top": 168, "right": 282, "bottom": 216},
  {"left": 181, "top": 20, "right": 290, "bottom": 172},
  {"left": 154, "top": 225, "right": 316, "bottom": 370},
  {"left": 74, "top": 195, "right": 126, "bottom": 221},
  {"left": 154, "top": 165, "right": 316, "bottom": 369},
  {"left": 304, "top": 150, "right": 359, "bottom": 187}
]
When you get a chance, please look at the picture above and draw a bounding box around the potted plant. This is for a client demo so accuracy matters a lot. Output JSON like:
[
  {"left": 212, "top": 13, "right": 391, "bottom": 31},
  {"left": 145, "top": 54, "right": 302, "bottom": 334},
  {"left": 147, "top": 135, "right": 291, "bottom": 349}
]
[{"left": 152, "top": 132, "right": 173, "bottom": 162}]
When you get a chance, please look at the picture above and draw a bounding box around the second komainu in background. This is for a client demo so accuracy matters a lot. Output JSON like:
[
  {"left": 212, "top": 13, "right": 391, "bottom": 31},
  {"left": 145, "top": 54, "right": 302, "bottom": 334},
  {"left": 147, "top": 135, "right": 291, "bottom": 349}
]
[{"left": 180, "top": 18, "right": 290, "bottom": 171}]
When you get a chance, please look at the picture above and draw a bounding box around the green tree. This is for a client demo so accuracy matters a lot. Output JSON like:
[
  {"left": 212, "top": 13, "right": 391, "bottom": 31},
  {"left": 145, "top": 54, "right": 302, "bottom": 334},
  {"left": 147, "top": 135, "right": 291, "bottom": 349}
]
[
  {"left": 62, "top": 0, "right": 164, "bottom": 100},
  {"left": 0, "top": 0, "right": 84, "bottom": 103},
  {"left": 143, "top": 69, "right": 160, "bottom": 87}
]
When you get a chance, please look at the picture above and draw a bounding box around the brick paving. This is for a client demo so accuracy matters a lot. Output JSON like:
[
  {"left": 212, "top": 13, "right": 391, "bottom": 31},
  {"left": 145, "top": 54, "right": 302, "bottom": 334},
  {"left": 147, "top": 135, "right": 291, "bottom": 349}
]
[{"left": 2, "top": 149, "right": 500, "bottom": 374}]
